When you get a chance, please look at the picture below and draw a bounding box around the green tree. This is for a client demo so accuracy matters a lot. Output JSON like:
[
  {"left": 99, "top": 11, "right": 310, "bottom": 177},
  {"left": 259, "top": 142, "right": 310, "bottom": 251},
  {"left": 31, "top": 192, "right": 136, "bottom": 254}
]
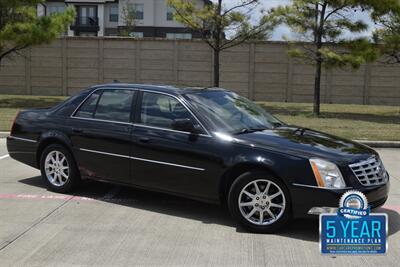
[
  {"left": 0, "top": 0, "right": 75, "bottom": 65},
  {"left": 373, "top": 9, "right": 400, "bottom": 63},
  {"left": 270, "top": 0, "right": 397, "bottom": 115},
  {"left": 120, "top": 3, "right": 137, "bottom": 37},
  {"left": 168, "top": 0, "right": 275, "bottom": 87},
  {"left": 237, "top": 19, "right": 273, "bottom": 41}
]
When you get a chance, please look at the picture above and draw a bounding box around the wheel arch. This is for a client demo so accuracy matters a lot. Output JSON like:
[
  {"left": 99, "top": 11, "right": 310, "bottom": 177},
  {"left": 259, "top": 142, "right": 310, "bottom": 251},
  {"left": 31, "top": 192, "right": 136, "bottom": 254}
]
[
  {"left": 218, "top": 162, "right": 287, "bottom": 205},
  {"left": 36, "top": 131, "right": 74, "bottom": 168}
]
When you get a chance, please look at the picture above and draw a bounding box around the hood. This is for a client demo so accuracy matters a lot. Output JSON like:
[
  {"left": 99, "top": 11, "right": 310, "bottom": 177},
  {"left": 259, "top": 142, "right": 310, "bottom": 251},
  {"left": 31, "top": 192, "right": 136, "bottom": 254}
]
[{"left": 234, "top": 126, "right": 376, "bottom": 164}]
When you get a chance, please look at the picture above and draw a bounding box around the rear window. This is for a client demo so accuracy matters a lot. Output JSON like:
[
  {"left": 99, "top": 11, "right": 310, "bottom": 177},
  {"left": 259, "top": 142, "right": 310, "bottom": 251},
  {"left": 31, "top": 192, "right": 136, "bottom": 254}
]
[
  {"left": 75, "top": 92, "right": 100, "bottom": 118},
  {"left": 54, "top": 93, "right": 90, "bottom": 117}
]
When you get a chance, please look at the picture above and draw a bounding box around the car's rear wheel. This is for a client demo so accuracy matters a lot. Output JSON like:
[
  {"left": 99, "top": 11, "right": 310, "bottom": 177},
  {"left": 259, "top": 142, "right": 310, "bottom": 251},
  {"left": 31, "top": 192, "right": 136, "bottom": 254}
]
[
  {"left": 228, "top": 171, "right": 292, "bottom": 233},
  {"left": 40, "top": 144, "right": 80, "bottom": 193}
]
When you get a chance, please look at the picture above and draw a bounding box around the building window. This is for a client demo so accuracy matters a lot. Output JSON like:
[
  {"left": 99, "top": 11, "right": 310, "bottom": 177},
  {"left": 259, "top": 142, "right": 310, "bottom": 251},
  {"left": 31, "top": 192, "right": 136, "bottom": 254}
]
[
  {"left": 129, "top": 32, "right": 144, "bottom": 38},
  {"left": 166, "top": 33, "right": 192, "bottom": 40},
  {"left": 109, "top": 4, "right": 118, "bottom": 22},
  {"left": 167, "top": 6, "right": 174, "bottom": 21},
  {"left": 48, "top": 5, "right": 65, "bottom": 15},
  {"left": 128, "top": 3, "right": 144, "bottom": 20}
]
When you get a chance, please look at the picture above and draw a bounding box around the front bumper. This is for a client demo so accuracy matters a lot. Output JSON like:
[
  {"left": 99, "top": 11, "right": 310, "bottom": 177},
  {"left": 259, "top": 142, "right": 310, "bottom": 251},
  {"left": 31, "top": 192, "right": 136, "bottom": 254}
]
[{"left": 290, "top": 181, "right": 390, "bottom": 218}]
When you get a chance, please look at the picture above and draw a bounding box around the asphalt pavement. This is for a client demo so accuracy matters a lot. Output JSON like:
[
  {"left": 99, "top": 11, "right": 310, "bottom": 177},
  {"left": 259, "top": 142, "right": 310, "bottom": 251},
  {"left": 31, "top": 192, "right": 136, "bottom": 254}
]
[{"left": 0, "top": 138, "right": 399, "bottom": 266}]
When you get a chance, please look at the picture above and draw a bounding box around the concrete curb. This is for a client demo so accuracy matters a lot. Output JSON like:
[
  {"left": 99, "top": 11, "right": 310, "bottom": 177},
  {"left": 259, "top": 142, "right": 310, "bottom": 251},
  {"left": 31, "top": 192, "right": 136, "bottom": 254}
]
[
  {"left": 354, "top": 140, "right": 400, "bottom": 148},
  {"left": 0, "top": 132, "right": 9, "bottom": 139},
  {"left": 0, "top": 131, "right": 398, "bottom": 148}
]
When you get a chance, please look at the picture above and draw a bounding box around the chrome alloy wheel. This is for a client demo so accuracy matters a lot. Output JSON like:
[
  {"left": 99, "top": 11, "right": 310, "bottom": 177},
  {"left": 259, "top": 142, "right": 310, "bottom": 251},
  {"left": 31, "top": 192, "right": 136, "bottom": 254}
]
[
  {"left": 44, "top": 151, "right": 70, "bottom": 187},
  {"left": 238, "top": 179, "right": 286, "bottom": 225}
]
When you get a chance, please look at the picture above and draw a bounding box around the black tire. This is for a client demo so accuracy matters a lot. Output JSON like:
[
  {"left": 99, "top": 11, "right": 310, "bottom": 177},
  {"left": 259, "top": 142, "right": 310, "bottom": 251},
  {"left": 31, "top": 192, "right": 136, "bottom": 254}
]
[
  {"left": 227, "top": 171, "right": 292, "bottom": 233},
  {"left": 40, "top": 144, "right": 81, "bottom": 193}
]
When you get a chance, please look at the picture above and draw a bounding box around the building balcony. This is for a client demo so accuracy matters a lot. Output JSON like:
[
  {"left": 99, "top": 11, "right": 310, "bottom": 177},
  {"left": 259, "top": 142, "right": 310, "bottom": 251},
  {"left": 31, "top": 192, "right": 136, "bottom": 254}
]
[{"left": 70, "top": 16, "right": 100, "bottom": 32}]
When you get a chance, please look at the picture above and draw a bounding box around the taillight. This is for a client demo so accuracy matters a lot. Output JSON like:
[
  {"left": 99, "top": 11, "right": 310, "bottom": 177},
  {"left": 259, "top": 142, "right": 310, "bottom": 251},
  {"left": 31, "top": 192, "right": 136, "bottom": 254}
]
[{"left": 10, "top": 111, "right": 20, "bottom": 134}]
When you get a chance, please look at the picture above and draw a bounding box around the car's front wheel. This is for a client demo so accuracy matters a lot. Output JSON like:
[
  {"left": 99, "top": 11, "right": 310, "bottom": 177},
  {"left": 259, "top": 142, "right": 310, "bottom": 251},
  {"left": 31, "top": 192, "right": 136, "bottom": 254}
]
[
  {"left": 40, "top": 144, "right": 80, "bottom": 193},
  {"left": 228, "top": 171, "right": 291, "bottom": 233}
]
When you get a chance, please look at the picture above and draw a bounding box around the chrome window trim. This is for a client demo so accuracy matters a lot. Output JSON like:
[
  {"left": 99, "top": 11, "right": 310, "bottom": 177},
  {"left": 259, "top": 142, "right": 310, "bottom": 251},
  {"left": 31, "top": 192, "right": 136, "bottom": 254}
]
[
  {"left": 70, "top": 87, "right": 212, "bottom": 137},
  {"left": 79, "top": 148, "right": 205, "bottom": 171},
  {"left": 8, "top": 136, "right": 37, "bottom": 143}
]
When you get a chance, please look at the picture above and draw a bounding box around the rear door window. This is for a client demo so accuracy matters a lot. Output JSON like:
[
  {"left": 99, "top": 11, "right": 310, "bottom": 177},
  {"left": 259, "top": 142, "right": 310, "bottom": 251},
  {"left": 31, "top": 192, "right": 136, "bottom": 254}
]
[
  {"left": 74, "top": 89, "right": 135, "bottom": 123},
  {"left": 94, "top": 90, "right": 135, "bottom": 122}
]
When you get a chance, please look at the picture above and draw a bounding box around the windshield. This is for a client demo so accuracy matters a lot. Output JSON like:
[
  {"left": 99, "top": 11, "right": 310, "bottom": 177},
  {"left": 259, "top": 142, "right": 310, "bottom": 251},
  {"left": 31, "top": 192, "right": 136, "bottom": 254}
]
[{"left": 184, "top": 91, "right": 284, "bottom": 134}]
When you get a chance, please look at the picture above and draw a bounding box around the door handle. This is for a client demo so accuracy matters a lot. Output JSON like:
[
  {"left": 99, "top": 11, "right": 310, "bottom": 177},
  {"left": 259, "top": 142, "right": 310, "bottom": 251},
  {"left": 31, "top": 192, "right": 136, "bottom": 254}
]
[
  {"left": 138, "top": 137, "right": 150, "bottom": 143},
  {"left": 72, "top": 128, "right": 83, "bottom": 134}
]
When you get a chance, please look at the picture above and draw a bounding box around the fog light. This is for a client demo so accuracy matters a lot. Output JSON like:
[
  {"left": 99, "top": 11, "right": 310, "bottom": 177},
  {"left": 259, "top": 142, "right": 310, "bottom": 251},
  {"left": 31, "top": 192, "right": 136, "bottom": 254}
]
[{"left": 308, "top": 207, "right": 338, "bottom": 215}]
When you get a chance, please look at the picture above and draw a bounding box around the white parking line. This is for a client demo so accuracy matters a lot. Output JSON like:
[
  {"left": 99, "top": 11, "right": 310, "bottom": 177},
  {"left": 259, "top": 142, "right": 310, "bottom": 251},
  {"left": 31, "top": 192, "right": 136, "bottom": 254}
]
[{"left": 0, "top": 154, "right": 9, "bottom": 160}]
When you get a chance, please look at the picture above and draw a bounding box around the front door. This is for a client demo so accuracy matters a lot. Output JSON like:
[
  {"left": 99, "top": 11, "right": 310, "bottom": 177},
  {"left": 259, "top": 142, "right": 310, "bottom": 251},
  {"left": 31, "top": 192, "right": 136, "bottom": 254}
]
[
  {"left": 78, "top": 5, "right": 97, "bottom": 26},
  {"left": 131, "top": 91, "right": 220, "bottom": 200},
  {"left": 68, "top": 89, "right": 137, "bottom": 184}
]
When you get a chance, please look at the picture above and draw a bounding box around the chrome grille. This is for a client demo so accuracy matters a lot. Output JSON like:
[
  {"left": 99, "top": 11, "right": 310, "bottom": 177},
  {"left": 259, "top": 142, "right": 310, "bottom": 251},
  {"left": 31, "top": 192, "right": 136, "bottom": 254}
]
[{"left": 349, "top": 157, "right": 388, "bottom": 186}]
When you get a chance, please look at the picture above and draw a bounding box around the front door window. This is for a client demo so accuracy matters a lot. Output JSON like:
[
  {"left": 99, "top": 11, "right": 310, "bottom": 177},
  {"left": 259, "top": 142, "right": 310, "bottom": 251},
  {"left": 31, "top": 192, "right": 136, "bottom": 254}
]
[{"left": 140, "top": 92, "right": 196, "bottom": 130}]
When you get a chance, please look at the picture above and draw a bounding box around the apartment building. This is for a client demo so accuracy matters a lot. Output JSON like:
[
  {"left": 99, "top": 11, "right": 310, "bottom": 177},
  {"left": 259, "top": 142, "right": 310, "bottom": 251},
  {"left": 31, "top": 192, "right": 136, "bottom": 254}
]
[{"left": 37, "top": 0, "right": 207, "bottom": 38}]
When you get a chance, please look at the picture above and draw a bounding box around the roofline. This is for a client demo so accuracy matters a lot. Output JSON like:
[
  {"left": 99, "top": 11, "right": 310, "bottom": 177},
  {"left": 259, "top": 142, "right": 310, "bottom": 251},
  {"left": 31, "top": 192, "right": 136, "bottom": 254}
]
[{"left": 89, "top": 83, "right": 229, "bottom": 95}]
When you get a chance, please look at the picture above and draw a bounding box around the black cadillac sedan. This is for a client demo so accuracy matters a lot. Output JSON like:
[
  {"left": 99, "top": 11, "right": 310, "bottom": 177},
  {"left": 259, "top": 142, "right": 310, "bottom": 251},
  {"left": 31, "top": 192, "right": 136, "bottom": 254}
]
[{"left": 7, "top": 84, "right": 389, "bottom": 233}]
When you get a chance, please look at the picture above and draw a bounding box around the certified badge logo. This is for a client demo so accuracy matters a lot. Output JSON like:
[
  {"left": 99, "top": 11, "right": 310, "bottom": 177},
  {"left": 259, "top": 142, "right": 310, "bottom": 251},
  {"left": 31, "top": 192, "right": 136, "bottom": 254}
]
[
  {"left": 338, "top": 191, "right": 370, "bottom": 219},
  {"left": 320, "top": 190, "right": 388, "bottom": 255}
]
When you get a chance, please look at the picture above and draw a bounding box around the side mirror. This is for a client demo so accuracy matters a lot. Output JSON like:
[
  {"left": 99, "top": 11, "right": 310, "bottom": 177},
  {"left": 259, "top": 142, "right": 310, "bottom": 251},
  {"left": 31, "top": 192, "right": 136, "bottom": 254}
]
[{"left": 172, "top": 118, "right": 199, "bottom": 133}]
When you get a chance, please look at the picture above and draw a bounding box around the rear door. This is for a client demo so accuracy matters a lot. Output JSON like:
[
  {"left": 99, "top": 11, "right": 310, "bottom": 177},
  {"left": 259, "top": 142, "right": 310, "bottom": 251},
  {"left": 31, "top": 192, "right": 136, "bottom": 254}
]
[{"left": 68, "top": 88, "right": 137, "bottom": 184}]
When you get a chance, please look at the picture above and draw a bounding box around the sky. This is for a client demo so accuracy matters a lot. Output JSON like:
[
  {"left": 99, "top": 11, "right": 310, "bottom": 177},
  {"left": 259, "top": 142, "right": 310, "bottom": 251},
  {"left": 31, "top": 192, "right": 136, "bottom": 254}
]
[
  {"left": 259, "top": 0, "right": 293, "bottom": 40},
  {"left": 211, "top": 0, "right": 376, "bottom": 40}
]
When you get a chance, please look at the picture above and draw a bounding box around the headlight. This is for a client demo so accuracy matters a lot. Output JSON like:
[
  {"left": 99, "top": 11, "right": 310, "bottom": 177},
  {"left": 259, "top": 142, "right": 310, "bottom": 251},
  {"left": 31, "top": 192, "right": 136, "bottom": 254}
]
[{"left": 309, "top": 158, "right": 346, "bottom": 189}]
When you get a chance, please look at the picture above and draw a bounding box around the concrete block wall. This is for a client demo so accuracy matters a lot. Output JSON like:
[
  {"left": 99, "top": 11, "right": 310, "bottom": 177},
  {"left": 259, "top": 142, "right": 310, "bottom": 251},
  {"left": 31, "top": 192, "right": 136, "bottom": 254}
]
[{"left": 0, "top": 37, "right": 399, "bottom": 106}]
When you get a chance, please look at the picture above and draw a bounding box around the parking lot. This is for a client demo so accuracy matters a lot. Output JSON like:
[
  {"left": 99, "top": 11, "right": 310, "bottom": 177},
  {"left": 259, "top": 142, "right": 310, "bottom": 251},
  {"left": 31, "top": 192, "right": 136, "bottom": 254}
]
[{"left": 0, "top": 138, "right": 399, "bottom": 266}]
